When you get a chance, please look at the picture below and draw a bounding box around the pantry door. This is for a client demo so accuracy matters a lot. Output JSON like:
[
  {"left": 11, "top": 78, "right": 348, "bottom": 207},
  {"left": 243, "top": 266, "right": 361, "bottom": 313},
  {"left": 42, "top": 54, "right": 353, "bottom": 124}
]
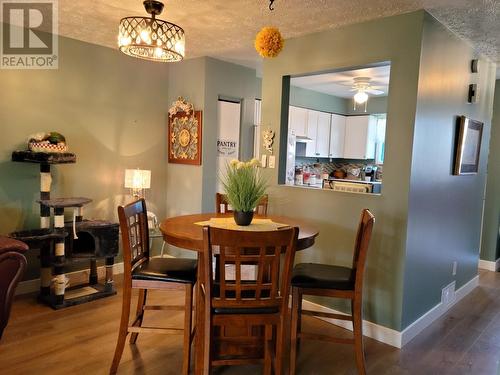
[{"left": 216, "top": 99, "right": 241, "bottom": 193}]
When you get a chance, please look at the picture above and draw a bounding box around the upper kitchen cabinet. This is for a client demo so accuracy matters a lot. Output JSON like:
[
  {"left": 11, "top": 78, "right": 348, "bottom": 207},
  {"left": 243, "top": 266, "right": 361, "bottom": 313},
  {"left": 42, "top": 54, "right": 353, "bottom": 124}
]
[
  {"left": 344, "top": 115, "right": 377, "bottom": 159},
  {"left": 288, "top": 106, "right": 308, "bottom": 137},
  {"left": 305, "top": 110, "right": 330, "bottom": 158},
  {"left": 305, "top": 110, "right": 318, "bottom": 156},
  {"left": 329, "top": 113, "right": 346, "bottom": 158},
  {"left": 316, "top": 112, "right": 331, "bottom": 157}
]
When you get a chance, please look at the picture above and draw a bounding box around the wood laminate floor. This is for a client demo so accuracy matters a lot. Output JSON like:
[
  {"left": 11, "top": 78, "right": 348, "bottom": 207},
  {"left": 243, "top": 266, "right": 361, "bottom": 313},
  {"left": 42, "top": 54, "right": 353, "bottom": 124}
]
[{"left": 1, "top": 270, "right": 500, "bottom": 374}]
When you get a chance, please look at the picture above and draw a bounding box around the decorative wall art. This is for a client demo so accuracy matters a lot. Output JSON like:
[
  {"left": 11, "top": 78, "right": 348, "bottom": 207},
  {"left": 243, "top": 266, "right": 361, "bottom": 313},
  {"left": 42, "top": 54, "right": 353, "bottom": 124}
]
[
  {"left": 453, "top": 116, "right": 483, "bottom": 175},
  {"left": 168, "top": 97, "right": 202, "bottom": 165},
  {"left": 262, "top": 129, "right": 275, "bottom": 154}
]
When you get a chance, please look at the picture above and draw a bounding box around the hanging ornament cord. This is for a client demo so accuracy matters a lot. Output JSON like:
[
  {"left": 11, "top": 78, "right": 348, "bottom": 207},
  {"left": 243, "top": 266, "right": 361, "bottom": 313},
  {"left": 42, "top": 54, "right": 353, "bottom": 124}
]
[{"left": 269, "top": 0, "right": 275, "bottom": 11}]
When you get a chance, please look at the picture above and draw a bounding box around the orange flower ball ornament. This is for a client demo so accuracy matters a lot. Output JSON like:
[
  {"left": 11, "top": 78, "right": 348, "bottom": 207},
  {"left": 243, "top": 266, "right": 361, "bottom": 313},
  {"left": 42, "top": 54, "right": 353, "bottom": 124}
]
[{"left": 254, "top": 26, "right": 284, "bottom": 58}]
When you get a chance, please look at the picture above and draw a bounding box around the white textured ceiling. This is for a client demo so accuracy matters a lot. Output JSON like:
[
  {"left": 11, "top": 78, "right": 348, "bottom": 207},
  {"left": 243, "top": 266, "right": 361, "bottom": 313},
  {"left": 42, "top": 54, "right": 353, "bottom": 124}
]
[
  {"left": 59, "top": 0, "right": 499, "bottom": 69},
  {"left": 291, "top": 65, "right": 391, "bottom": 98}
]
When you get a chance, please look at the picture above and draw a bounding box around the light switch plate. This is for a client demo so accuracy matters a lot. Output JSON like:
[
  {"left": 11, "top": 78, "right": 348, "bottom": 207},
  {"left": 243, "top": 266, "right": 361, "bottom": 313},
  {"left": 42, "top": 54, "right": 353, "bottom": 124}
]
[
  {"left": 268, "top": 155, "right": 276, "bottom": 169},
  {"left": 261, "top": 154, "right": 267, "bottom": 168}
]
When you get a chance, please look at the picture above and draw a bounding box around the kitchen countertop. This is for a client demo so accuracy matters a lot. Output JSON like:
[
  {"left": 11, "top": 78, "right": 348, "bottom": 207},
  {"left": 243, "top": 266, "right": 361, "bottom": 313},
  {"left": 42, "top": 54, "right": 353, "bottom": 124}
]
[{"left": 327, "top": 178, "right": 382, "bottom": 185}]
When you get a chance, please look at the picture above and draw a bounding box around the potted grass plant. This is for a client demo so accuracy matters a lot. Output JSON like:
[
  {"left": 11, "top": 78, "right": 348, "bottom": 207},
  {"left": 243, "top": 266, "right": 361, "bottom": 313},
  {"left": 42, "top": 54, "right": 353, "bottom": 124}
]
[{"left": 221, "top": 158, "right": 268, "bottom": 226}]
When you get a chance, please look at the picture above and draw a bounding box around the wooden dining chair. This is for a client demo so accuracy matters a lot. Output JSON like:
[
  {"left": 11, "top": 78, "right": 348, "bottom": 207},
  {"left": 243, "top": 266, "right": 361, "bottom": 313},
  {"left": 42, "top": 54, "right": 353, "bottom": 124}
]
[
  {"left": 215, "top": 193, "right": 269, "bottom": 216},
  {"left": 110, "top": 199, "right": 197, "bottom": 375},
  {"left": 289, "top": 209, "right": 375, "bottom": 375},
  {"left": 201, "top": 226, "right": 298, "bottom": 375}
]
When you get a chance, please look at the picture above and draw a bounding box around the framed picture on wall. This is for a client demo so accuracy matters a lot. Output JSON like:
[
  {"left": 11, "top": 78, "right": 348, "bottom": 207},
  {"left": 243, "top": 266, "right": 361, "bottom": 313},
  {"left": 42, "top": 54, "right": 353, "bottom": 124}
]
[
  {"left": 453, "top": 116, "right": 483, "bottom": 175},
  {"left": 168, "top": 97, "right": 202, "bottom": 165}
]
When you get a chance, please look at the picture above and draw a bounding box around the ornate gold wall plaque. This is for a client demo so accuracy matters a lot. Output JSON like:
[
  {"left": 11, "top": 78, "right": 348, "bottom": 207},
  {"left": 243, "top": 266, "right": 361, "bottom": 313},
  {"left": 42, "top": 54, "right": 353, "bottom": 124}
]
[{"left": 168, "top": 97, "right": 202, "bottom": 165}]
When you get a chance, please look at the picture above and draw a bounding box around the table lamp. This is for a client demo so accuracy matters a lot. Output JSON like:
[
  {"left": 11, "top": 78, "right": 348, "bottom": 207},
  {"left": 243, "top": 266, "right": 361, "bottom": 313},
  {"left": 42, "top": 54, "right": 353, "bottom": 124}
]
[{"left": 124, "top": 169, "right": 151, "bottom": 198}]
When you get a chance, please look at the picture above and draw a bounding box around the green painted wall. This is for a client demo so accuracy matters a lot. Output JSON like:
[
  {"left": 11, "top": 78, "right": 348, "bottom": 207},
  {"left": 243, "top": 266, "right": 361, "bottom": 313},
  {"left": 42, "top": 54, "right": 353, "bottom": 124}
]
[
  {"left": 262, "top": 11, "right": 424, "bottom": 330},
  {"left": 164, "top": 57, "right": 207, "bottom": 259},
  {"left": 166, "top": 57, "right": 206, "bottom": 218},
  {"left": 345, "top": 96, "right": 388, "bottom": 115},
  {"left": 289, "top": 86, "right": 347, "bottom": 114},
  {"left": 202, "top": 57, "right": 260, "bottom": 212},
  {"left": 290, "top": 85, "right": 388, "bottom": 116},
  {"left": 0, "top": 33, "right": 170, "bottom": 279},
  {"left": 401, "top": 13, "right": 497, "bottom": 329},
  {"left": 164, "top": 57, "right": 261, "bottom": 255},
  {"left": 481, "top": 80, "right": 500, "bottom": 262}
]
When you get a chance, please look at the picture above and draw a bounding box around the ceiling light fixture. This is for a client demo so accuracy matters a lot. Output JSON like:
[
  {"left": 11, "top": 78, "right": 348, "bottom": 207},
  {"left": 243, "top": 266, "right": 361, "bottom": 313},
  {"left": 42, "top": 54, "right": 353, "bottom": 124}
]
[
  {"left": 118, "top": 0, "right": 185, "bottom": 62},
  {"left": 353, "top": 91, "right": 368, "bottom": 104}
]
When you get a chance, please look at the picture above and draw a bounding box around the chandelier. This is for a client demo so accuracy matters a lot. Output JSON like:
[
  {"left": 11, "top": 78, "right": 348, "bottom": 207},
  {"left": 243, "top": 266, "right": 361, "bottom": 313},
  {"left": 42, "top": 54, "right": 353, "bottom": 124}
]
[{"left": 118, "top": 0, "right": 185, "bottom": 62}]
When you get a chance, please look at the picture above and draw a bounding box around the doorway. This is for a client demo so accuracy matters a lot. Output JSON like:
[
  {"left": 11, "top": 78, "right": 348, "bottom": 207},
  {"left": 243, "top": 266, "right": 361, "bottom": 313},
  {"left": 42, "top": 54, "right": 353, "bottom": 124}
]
[{"left": 216, "top": 98, "right": 242, "bottom": 193}]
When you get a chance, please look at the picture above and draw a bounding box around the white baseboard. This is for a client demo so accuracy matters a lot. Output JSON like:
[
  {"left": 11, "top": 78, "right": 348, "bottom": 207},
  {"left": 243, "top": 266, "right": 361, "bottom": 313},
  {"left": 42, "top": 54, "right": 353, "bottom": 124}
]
[
  {"left": 301, "top": 299, "right": 402, "bottom": 348},
  {"left": 400, "top": 275, "right": 478, "bottom": 346},
  {"left": 302, "top": 275, "right": 479, "bottom": 349},
  {"left": 16, "top": 262, "right": 125, "bottom": 296},
  {"left": 478, "top": 259, "right": 500, "bottom": 271}
]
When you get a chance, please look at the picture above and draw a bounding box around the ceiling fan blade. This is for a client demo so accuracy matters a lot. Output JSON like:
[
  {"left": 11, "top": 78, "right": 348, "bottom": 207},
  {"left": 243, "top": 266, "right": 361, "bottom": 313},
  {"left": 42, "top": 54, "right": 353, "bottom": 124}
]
[{"left": 366, "top": 89, "right": 384, "bottom": 95}]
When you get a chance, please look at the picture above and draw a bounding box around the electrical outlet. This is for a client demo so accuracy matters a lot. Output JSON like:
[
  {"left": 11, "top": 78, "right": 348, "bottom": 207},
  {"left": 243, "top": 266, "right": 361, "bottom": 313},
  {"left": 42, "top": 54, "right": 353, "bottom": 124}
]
[
  {"left": 261, "top": 154, "right": 267, "bottom": 168},
  {"left": 452, "top": 261, "right": 457, "bottom": 276},
  {"left": 441, "top": 282, "right": 456, "bottom": 306},
  {"left": 268, "top": 155, "right": 276, "bottom": 169}
]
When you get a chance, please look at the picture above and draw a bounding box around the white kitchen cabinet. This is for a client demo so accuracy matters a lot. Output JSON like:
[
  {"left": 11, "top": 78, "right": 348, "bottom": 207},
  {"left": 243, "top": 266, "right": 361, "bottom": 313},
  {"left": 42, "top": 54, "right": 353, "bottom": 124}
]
[
  {"left": 305, "top": 110, "right": 330, "bottom": 157},
  {"left": 343, "top": 115, "right": 377, "bottom": 159},
  {"left": 288, "top": 106, "right": 308, "bottom": 137},
  {"left": 315, "top": 112, "right": 331, "bottom": 157},
  {"left": 329, "top": 113, "right": 346, "bottom": 158},
  {"left": 305, "top": 110, "right": 318, "bottom": 157}
]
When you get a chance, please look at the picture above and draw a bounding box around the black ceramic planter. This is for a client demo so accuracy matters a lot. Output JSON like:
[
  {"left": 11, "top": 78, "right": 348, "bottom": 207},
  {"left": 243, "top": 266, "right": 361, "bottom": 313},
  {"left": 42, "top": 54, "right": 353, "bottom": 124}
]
[{"left": 234, "top": 210, "right": 254, "bottom": 226}]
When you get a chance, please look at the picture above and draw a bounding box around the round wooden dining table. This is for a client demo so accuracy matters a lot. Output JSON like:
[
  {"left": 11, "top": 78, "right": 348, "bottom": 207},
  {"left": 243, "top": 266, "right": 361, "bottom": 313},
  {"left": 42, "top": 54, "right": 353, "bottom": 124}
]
[
  {"left": 159, "top": 213, "right": 319, "bottom": 252},
  {"left": 159, "top": 213, "right": 319, "bottom": 375}
]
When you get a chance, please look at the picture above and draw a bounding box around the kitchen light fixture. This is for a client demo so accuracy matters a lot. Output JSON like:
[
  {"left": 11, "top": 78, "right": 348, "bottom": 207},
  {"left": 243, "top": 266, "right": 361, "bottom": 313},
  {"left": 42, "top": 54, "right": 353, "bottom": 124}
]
[
  {"left": 351, "top": 77, "right": 384, "bottom": 112},
  {"left": 124, "top": 169, "right": 151, "bottom": 198},
  {"left": 118, "top": 0, "right": 185, "bottom": 62},
  {"left": 353, "top": 91, "right": 368, "bottom": 104},
  {"left": 353, "top": 90, "right": 368, "bottom": 112}
]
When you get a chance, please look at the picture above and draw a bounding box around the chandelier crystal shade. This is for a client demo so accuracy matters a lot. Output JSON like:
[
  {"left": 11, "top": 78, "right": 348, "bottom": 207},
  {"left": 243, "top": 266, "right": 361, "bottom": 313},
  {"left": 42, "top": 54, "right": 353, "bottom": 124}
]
[{"left": 118, "top": 1, "right": 185, "bottom": 62}]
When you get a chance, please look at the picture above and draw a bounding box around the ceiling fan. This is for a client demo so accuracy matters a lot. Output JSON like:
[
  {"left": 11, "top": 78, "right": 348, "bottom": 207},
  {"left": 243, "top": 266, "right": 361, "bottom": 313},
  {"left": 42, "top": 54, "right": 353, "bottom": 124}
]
[
  {"left": 350, "top": 77, "right": 385, "bottom": 96},
  {"left": 345, "top": 77, "right": 385, "bottom": 110}
]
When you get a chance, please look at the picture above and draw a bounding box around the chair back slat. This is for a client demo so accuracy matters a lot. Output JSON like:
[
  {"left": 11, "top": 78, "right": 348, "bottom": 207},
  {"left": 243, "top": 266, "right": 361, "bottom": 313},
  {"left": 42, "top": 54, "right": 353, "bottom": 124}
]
[
  {"left": 118, "top": 199, "right": 150, "bottom": 279},
  {"left": 351, "top": 209, "right": 375, "bottom": 290},
  {"left": 203, "top": 227, "right": 298, "bottom": 310},
  {"left": 215, "top": 193, "right": 268, "bottom": 216}
]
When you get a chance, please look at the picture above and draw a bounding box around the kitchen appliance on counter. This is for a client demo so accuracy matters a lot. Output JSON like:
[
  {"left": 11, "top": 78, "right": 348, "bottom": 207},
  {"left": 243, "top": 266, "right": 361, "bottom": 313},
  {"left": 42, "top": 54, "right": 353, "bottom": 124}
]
[
  {"left": 323, "top": 180, "right": 373, "bottom": 193},
  {"left": 363, "top": 165, "right": 378, "bottom": 181}
]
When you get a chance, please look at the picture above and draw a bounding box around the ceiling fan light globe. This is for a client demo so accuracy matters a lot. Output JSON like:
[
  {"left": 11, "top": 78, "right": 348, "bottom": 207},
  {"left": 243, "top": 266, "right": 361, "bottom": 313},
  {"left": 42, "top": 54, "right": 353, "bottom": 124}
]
[{"left": 354, "top": 91, "right": 368, "bottom": 104}]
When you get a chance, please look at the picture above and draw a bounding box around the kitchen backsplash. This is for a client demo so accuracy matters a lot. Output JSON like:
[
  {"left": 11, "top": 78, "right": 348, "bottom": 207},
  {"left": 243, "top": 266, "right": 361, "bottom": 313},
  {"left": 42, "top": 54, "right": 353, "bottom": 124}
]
[{"left": 295, "top": 157, "right": 383, "bottom": 180}]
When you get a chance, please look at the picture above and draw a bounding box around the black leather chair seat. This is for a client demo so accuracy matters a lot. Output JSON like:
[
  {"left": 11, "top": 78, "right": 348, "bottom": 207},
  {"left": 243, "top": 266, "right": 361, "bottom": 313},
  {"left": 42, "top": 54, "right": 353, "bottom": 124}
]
[
  {"left": 291, "top": 263, "right": 354, "bottom": 290},
  {"left": 132, "top": 257, "right": 197, "bottom": 284}
]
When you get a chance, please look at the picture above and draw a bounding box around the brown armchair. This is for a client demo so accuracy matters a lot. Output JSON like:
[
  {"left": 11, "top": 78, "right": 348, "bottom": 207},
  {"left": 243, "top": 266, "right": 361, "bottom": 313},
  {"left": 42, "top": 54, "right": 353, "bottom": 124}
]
[{"left": 0, "top": 236, "right": 28, "bottom": 340}]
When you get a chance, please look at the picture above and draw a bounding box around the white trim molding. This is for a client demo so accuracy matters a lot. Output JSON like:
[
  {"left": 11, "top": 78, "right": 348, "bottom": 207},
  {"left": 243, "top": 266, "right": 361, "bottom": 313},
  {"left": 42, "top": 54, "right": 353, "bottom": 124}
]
[
  {"left": 301, "top": 275, "right": 479, "bottom": 349},
  {"left": 16, "top": 262, "right": 125, "bottom": 296},
  {"left": 478, "top": 259, "right": 500, "bottom": 271},
  {"left": 301, "top": 299, "right": 402, "bottom": 348},
  {"left": 400, "top": 275, "right": 478, "bottom": 346}
]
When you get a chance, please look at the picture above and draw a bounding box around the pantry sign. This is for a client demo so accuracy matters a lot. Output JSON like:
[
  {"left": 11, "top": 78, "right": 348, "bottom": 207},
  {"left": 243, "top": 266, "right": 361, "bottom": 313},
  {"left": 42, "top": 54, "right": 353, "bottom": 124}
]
[{"left": 217, "top": 139, "right": 238, "bottom": 157}]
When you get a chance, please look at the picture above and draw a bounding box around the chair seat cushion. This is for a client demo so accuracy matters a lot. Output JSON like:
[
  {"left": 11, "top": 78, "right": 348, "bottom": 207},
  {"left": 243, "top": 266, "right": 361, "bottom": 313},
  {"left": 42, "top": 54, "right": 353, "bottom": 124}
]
[
  {"left": 0, "top": 236, "right": 28, "bottom": 255},
  {"left": 291, "top": 263, "right": 354, "bottom": 290},
  {"left": 132, "top": 257, "right": 197, "bottom": 284}
]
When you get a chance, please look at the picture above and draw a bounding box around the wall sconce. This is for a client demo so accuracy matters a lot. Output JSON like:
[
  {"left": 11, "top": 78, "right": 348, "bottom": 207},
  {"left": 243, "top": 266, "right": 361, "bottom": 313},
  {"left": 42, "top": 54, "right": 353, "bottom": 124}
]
[{"left": 124, "top": 169, "right": 151, "bottom": 198}]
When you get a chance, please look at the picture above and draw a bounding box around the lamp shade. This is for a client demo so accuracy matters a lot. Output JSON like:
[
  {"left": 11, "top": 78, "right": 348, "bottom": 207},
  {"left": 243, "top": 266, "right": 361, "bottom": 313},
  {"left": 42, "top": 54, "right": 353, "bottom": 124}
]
[{"left": 124, "top": 169, "right": 151, "bottom": 190}]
